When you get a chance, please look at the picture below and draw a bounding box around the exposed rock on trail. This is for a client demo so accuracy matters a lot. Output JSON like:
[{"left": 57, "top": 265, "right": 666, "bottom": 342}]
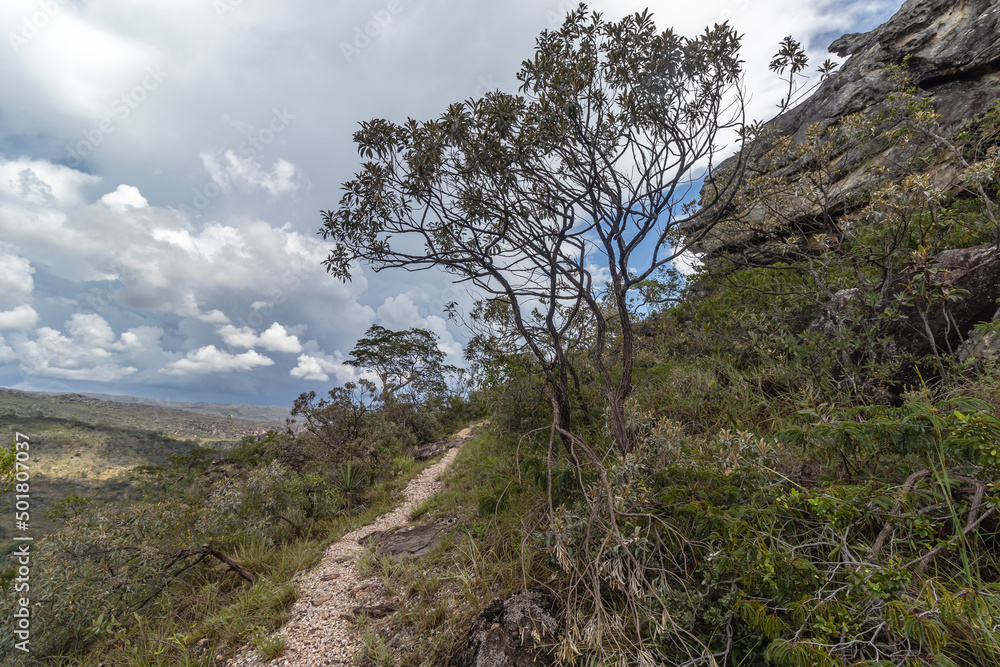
[
  {"left": 360, "top": 523, "right": 444, "bottom": 559},
  {"left": 414, "top": 435, "right": 463, "bottom": 461},
  {"left": 450, "top": 588, "right": 559, "bottom": 667}
]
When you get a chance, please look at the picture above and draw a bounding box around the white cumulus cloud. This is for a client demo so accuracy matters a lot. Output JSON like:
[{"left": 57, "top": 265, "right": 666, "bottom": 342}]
[
  {"left": 166, "top": 346, "right": 275, "bottom": 375},
  {"left": 375, "top": 293, "right": 464, "bottom": 361},
  {"left": 218, "top": 322, "right": 303, "bottom": 353},
  {"left": 0, "top": 157, "right": 100, "bottom": 207},
  {"left": 0, "top": 334, "right": 15, "bottom": 363},
  {"left": 0, "top": 305, "right": 39, "bottom": 331},
  {"left": 258, "top": 322, "right": 303, "bottom": 353},
  {"left": 0, "top": 252, "right": 35, "bottom": 306},
  {"left": 290, "top": 352, "right": 356, "bottom": 383},
  {"left": 200, "top": 150, "right": 305, "bottom": 198},
  {"left": 197, "top": 309, "right": 231, "bottom": 324},
  {"left": 15, "top": 313, "right": 139, "bottom": 381},
  {"left": 100, "top": 184, "right": 149, "bottom": 211}
]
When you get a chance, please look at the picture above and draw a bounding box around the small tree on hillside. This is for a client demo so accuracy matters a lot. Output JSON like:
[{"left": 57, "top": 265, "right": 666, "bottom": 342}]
[
  {"left": 347, "top": 325, "right": 456, "bottom": 404},
  {"left": 321, "top": 5, "right": 750, "bottom": 455}
]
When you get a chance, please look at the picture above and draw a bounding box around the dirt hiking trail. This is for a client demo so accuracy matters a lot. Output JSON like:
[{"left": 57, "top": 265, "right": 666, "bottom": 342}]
[{"left": 226, "top": 424, "right": 477, "bottom": 666}]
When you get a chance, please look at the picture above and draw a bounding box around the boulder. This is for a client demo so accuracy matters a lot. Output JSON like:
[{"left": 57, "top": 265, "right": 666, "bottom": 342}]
[
  {"left": 805, "top": 245, "right": 1000, "bottom": 372},
  {"left": 958, "top": 305, "right": 1000, "bottom": 363},
  {"left": 884, "top": 245, "right": 1000, "bottom": 359},
  {"left": 450, "top": 588, "right": 559, "bottom": 667},
  {"left": 806, "top": 288, "right": 863, "bottom": 336},
  {"left": 360, "top": 524, "right": 443, "bottom": 559}
]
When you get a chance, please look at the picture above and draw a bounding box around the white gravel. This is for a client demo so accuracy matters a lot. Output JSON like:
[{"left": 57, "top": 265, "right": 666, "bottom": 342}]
[{"left": 225, "top": 426, "right": 473, "bottom": 667}]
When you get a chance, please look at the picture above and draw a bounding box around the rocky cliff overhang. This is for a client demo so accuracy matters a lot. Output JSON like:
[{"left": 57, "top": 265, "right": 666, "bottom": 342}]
[
  {"left": 688, "top": 0, "right": 1000, "bottom": 258},
  {"left": 787, "top": 0, "right": 1000, "bottom": 139}
]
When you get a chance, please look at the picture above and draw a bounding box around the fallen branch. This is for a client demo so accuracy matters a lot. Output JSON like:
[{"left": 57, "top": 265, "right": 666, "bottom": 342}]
[
  {"left": 201, "top": 546, "right": 257, "bottom": 583},
  {"left": 867, "top": 469, "right": 931, "bottom": 563}
]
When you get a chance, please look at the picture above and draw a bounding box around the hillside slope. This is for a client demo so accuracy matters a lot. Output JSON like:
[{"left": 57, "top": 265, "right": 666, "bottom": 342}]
[
  {"left": 73, "top": 391, "right": 292, "bottom": 423},
  {"left": 0, "top": 388, "right": 284, "bottom": 547}
]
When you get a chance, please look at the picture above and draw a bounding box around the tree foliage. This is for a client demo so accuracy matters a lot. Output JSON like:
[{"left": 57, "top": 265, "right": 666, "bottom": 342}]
[
  {"left": 321, "top": 5, "right": 750, "bottom": 454},
  {"left": 346, "top": 325, "right": 455, "bottom": 403}
]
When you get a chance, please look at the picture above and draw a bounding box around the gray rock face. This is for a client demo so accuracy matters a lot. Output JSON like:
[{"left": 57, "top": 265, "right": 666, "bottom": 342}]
[
  {"left": 778, "top": 0, "right": 1000, "bottom": 140},
  {"left": 450, "top": 588, "right": 559, "bottom": 667},
  {"left": 691, "top": 0, "right": 1000, "bottom": 256}
]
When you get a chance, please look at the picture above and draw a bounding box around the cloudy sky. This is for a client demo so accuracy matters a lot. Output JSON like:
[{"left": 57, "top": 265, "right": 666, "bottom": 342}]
[{"left": 0, "top": 0, "right": 900, "bottom": 406}]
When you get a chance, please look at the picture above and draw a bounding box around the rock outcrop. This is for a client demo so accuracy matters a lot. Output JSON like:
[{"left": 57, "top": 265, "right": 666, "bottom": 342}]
[
  {"left": 958, "top": 306, "right": 1000, "bottom": 362},
  {"left": 450, "top": 588, "right": 559, "bottom": 667},
  {"left": 414, "top": 427, "right": 478, "bottom": 460},
  {"left": 790, "top": 0, "right": 1000, "bottom": 139},
  {"left": 360, "top": 523, "right": 443, "bottom": 559},
  {"left": 690, "top": 0, "right": 1000, "bottom": 258}
]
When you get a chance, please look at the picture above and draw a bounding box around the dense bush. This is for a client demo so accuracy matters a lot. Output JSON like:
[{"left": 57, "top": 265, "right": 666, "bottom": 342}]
[{"left": 530, "top": 396, "right": 1000, "bottom": 666}]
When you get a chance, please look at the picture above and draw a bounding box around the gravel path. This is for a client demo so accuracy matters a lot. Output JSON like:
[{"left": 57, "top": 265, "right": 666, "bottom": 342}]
[{"left": 225, "top": 426, "right": 474, "bottom": 667}]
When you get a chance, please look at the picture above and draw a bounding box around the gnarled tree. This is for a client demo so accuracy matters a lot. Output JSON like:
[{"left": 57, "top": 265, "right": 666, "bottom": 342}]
[{"left": 321, "top": 5, "right": 749, "bottom": 455}]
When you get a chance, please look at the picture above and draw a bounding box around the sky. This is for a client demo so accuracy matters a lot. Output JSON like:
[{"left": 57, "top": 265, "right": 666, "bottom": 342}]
[{"left": 0, "top": 0, "right": 901, "bottom": 406}]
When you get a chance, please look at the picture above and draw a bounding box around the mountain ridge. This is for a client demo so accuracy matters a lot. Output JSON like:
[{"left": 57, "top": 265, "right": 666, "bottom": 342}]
[{"left": 50, "top": 390, "right": 292, "bottom": 423}]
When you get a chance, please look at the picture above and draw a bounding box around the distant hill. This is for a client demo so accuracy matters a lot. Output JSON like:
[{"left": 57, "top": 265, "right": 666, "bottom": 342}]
[
  {"left": 66, "top": 391, "right": 292, "bottom": 423},
  {"left": 1, "top": 388, "right": 286, "bottom": 438}
]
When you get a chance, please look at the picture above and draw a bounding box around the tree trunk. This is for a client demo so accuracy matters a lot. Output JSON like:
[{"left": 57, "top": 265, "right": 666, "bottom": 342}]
[
  {"left": 601, "top": 289, "right": 637, "bottom": 457},
  {"left": 606, "top": 389, "right": 631, "bottom": 456},
  {"left": 545, "top": 379, "right": 579, "bottom": 465}
]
